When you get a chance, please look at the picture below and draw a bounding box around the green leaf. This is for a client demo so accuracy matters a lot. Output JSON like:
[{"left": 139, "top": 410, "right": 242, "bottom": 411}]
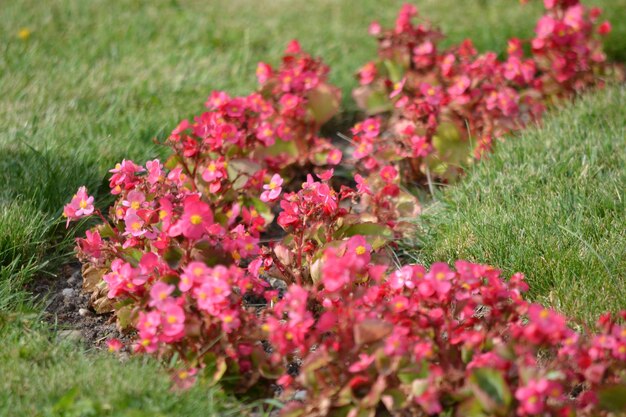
[
  {"left": 116, "top": 305, "right": 135, "bottom": 329},
  {"left": 163, "top": 246, "right": 184, "bottom": 269},
  {"left": 469, "top": 368, "right": 512, "bottom": 415},
  {"left": 307, "top": 82, "right": 341, "bottom": 125},
  {"left": 365, "top": 89, "right": 393, "bottom": 114},
  {"left": 226, "top": 158, "right": 261, "bottom": 190},
  {"left": 383, "top": 59, "right": 405, "bottom": 83},
  {"left": 598, "top": 385, "right": 626, "bottom": 412},
  {"left": 248, "top": 196, "right": 274, "bottom": 224},
  {"left": 381, "top": 388, "right": 407, "bottom": 411},
  {"left": 397, "top": 362, "right": 429, "bottom": 385},
  {"left": 338, "top": 222, "right": 393, "bottom": 250}
]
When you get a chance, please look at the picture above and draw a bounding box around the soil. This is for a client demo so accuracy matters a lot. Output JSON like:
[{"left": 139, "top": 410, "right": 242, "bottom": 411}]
[{"left": 28, "top": 263, "right": 133, "bottom": 350}]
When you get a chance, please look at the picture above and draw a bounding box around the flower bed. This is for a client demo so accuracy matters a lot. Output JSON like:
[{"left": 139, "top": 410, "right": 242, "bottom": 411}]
[{"left": 63, "top": 1, "right": 625, "bottom": 416}]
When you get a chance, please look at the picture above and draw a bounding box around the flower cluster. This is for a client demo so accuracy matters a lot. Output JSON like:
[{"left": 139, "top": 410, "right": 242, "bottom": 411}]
[
  {"left": 168, "top": 39, "right": 341, "bottom": 188},
  {"left": 351, "top": 1, "right": 616, "bottom": 183},
  {"left": 69, "top": 158, "right": 281, "bottom": 390},
  {"left": 267, "top": 245, "right": 626, "bottom": 417}
]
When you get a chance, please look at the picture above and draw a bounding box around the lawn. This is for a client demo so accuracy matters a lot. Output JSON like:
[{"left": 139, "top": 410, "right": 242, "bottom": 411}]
[{"left": 1, "top": 0, "right": 625, "bottom": 414}]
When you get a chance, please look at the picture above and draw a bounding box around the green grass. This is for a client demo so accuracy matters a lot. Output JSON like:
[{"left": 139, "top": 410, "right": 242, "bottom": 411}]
[
  {"left": 0, "top": 0, "right": 625, "bottom": 414},
  {"left": 409, "top": 85, "right": 626, "bottom": 323},
  {"left": 0, "top": 314, "right": 251, "bottom": 417}
]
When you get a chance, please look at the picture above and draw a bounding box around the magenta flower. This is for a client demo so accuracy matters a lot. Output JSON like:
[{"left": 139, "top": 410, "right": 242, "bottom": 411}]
[
  {"left": 255, "top": 122, "right": 276, "bottom": 146},
  {"left": 160, "top": 301, "right": 185, "bottom": 338},
  {"left": 180, "top": 262, "right": 209, "bottom": 292},
  {"left": 76, "top": 229, "right": 102, "bottom": 260},
  {"left": 260, "top": 174, "right": 283, "bottom": 202},
  {"left": 149, "top": 282, "right": 175, "bottom": 308},
  {"left": 107, "top": 338, "right": 123, "bottom": 352},
  {"left": 219, "top": 309, "right": 241, "bottom": 333},
  {"left": 193, "top": 279, "right": 231, "bottom": 315},
  {"left": 256, "top": 62, "right": 272, "bottom": 84},
  {"left": 169, "top": 196, "right": 214, "bottom": 240},
  {"left": 123, "top": 209, "right": 145, "bottom": 237},
  {"left": 145, "top": 159, "right": 164, "bottom": 185},
  {"left": 63, "top": 186, "right": 95, "bottom": 227}
]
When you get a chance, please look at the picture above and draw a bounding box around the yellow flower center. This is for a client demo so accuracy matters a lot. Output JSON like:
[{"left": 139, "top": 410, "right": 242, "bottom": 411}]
[
  {"left": 131, "top": 222, "right": 141, "bottom": 231},
  {"left": 79, "top": 200, "right": 88, "bottom": 209},
  {"left": 539, "top": 309, "right": 549, "bottom": 319},
  {"left": 355, "top": 245, "right": 366, "bottom": 255},
  {"left": 208, "top": 163, "right": 216, "bottom": 172},
  {"left": 141, "top": 339, "right": 151, "bottom": 347},
  {"left": 190, "top": 214, "right": 202, "bottom": 225},
  {"left": 285, "top": 332, "right": 293, "bottom": 340},
  {"left": 435, "top": 272, "right": 445, "bottom": 281},
  {"left": 193, "top": 267, "right": 204, "bottom": 276},
  {"left": 167, "top": 315, "right": 177, "bottom": 324},
  {"left": 178, "top": 371, "right": 188, "bottom": 380},
  {"left": 268, "top": 181, "right": 277, "bottom": 190},
  {"left": 159, "top": 210, "right": 167, "bottom": 219},
  {"left": 131, "top": 201, "right": 140, "bottom": 210},
  {"left": 223, "top": 315, "right": 233, "bottom": 323}
]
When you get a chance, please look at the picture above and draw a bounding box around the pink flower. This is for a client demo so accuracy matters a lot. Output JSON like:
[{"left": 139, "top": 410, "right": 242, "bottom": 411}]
[
  {"left": 256, "top": 122, "right": 276, "bottom": 146},
  {"left": 205, "top": 91, "right": 230, "bottom": 109},
  {"left": 256, "top": 62, "right": 272, "bottom": 84},
  {"left": 160, "top": 301, "right": 185, "bottom": 339},
  {"left": 279, "top": 94, "right": 302, "bottom": 112},
  {"left": 107, "top": 338, "right": 123, "bottom": 352},
  {"left": 358, "top": 62, "right": 377, "bottom": 85},
  {"left": 173, "top": 368, "right": 197, "bottom": 390},
  {"left": 598, "top": 21, "right": 612, "bottom": 35},
  {"left": 448, "top": 75, "right": 471, "bottom": 97},
  {"left": 201, "top": 159, "right": 227, "bottom": 183},
  {"left": 380, "top": 165, "right": 398, "bottom": 184},
  {"left": 122, "top": 190, "right": 146, "bottom": 211},
  {"left": 219, "top": 309, "right": 241, "bottom": 333},
  {"left": 169, "top": 196, "right": 214, "bottom": 240},
  {"left": 410, "top": 135, "right": 431, "bottom": 157},
  {"left": 76, "top": 229, "right": 102, "bottom": 260},
  {"left": 149, "top": 282, "right": 175, "bottom": 307},
  {"left": 145, "top": 159, "right": 163, "bottom": 184},
  {"left": 123, "top": 209, "right": 145, "bottom": 237},
  {"left": 353, "top": 138, "right": 373, "bottom": 160},
  {"left": 180, "top": 262, "right": 209, "bottom": 292},
  {"left": 260, "top": 174, "right": 283, "bottom": 202},
  {"left": 63, "top": 186, "right": 95, "bottom": 226},
  {"left": 389, "top": 266, "right": 416, "bottom": 290},
  {"left": 354, "top": 174, "right": 371, "bottom": 195},
  {"left": 349, "top": 353, "right": 375, "bottom": 373},
  {"left": 390, "top": 77, "right": 406, "bottom": 98},
  {"left": 515, "top": 379, "right": 562, "bottom": 415},
  {"left": 426, "top": 262, "right": 454, "bottom": 296},
  {"left": 193, "top": 279, "right": 231, "bottom": 315},
  {"left": 368, "top": 21, "right": 381, "bottom": 35}
]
